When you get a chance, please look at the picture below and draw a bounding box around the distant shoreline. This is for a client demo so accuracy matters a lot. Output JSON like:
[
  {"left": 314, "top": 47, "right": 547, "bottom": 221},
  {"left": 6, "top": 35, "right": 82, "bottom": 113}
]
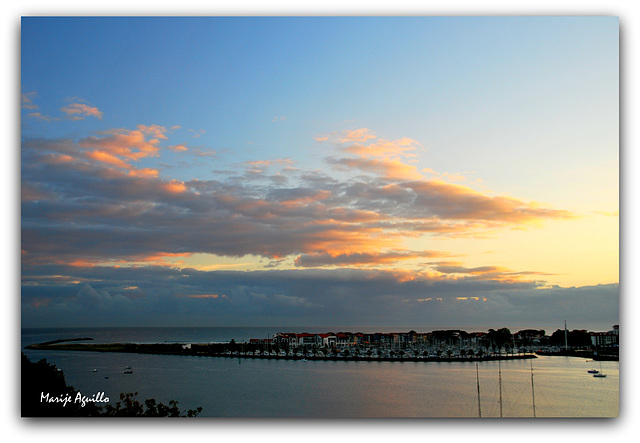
[{"left": 36, "top": 337, "right": 94, "bottom": 346}]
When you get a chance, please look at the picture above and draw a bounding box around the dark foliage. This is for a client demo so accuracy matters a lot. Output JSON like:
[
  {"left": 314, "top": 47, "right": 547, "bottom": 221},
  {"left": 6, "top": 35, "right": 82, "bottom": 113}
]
[
  {"left": 486, "top": 328, "right": 512, "bottom": 349},
  {"left": 549, "top": 329, "right": 592, "bottom": 347},
  {"left": 101, "top": 392, "right": 202, "bottom": 417},
  {"left": 21, "top": 353, "right": 202, "bottom": 417},
  {"left": 21, "top": 353, "right": 103, "bottom": 417}
]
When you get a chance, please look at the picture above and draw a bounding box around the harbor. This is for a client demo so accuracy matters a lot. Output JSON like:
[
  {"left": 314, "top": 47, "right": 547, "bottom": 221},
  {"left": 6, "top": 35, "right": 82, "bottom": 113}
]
[
  {"left": 26, "top": 339, "right": 538, "bottom": 362},
  {"left": 25, "top": 326, "right": 619, "bottom": 362},
  {"left": 21, "top": 326, "right": 619, "bottom": 417}
]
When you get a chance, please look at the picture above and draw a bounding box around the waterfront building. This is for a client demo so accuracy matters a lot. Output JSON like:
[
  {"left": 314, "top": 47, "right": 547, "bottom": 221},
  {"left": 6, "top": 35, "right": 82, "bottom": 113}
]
[{"left": 589, "top": 325, "right": 619, "bottom": 348}]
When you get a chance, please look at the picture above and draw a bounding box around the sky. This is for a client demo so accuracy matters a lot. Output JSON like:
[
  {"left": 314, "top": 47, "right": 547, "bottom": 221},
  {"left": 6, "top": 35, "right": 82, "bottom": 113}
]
[{"left": 20, "top": 16, "right": 619, "bottom": 332}]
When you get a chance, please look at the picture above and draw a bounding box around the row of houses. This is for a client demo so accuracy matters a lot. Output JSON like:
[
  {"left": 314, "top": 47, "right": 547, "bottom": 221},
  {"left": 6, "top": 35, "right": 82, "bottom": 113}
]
[
  {"left": 247, "top": 325, "right": 619, "bottom": 350},
  {"left": 263, "top": 330, "right": 492, "bottom": 349}
]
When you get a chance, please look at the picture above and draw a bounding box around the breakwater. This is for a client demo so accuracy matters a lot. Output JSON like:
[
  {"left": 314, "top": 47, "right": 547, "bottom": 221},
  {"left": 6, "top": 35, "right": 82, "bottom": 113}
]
[
  {"left": 535, "top": 349, "right": 618, "bottom": 361},
  {"left": 25, "top": 340, "right": 536, "bottom": 362}
]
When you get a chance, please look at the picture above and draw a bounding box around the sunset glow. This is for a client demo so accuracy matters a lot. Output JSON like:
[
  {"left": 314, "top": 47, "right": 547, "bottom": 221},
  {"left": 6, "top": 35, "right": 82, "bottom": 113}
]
[{"left": 21, "top": 16, "right": 618, "bottom": 330}]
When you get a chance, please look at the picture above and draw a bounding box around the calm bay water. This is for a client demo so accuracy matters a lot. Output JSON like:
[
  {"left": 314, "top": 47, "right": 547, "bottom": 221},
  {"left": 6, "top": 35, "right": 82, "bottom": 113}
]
[{"left": 21, "top": 327, "right": 619, "bottom": 418}]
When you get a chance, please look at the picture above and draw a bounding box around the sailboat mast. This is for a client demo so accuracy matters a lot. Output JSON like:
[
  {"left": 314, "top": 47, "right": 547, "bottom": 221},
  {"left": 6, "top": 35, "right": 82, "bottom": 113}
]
[
  {"left": 476, "top": 361, "right": 482, "bottom": 418},
  {"left": 564, "top": 320, "right": 568, "bottom": 351},
  {"left": 498, "top": 359, "right": 503, "bottom": 418},
  {"left": 530, "top": 360, "right": 536, "bottom": 418}
]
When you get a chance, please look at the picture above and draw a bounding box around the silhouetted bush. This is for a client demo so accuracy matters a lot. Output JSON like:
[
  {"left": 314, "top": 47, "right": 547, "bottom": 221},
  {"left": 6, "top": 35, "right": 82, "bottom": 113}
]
[{"left": 21, "top": 353, "right": 202, "bottom": 417}]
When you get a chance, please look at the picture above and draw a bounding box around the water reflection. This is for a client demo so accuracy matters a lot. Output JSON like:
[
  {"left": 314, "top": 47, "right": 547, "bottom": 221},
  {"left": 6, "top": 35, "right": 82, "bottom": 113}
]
[{"left": 23, "top": 348, "right": 618, "bottom": 417}]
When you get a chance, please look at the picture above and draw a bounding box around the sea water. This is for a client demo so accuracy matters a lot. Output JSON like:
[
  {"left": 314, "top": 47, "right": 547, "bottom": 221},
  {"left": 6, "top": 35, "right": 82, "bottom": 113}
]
[{"left": 21, "top": 327, "right": 619, "bottom": 418}]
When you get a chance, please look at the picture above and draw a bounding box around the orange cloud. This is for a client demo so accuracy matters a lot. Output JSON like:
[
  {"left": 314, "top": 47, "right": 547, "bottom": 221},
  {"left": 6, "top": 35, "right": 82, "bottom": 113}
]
[
  {"left": 128, "top": 168, "right": 160, "bottom": 178},
  {"left": 80, "top": 126, "right": 163, "bottom": 162},
  {"left": 66, "top": 259, "right": 97, "bottom": 268},
  {"left": 300, "top": 227, "right": 399, "bottom": 256},
  {"left": 407, "top": 180, "right": 575, "bottom": 223},
  {"left": 137, "top": 124, "right": 168, "bottom": 140},
  {"left": 138, "top": 252, "right": 192, "bottom": 262},
  {"left": 344, "top": 137, "right": 420, "bottom": 159},
  {"left": 435, "top": 262, "right": 511, "bottom": 275},
  {"left": 86, "top": 150, "right": 132, "bottom": 169},
  {"left": 21, "top": 127, "right": 579, "bottom": 270},
  {"left": 28, "top": 112, "right": 58, "bottom": 122},
  {"left": 61, "top": 103, "right": 103, "bottom": 120},
  {"left": 163, "top": 180, "right": 188, "bottom": 194},
  {"left": 328, "top": 157, "right": 422, "bottom": 180},
  {"left": 330, "top": 131, "right": 423, "bottom": 181},
  {"left": 326, "top": 207, "right": 385, "bottom": 223},
  {"left": 56, "top": 252, "right": 194, "bottom": 269},
  {"left": 340, "top": 128, "right": 377, "bottom": 143},
  {"left": 49, "top": 154, "right": 76, "bottom": 164},
  {"left": 431, "top": 260, "right": 554, "bottom": 283},
  {"left": 294, "top": 249, "right": 451, "bottom": 267}
]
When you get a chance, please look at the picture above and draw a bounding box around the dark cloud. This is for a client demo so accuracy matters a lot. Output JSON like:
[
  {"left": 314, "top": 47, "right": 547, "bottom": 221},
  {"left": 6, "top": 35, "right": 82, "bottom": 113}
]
[{"left": 21, "top": 265, "right": 618, "bottom": 331}]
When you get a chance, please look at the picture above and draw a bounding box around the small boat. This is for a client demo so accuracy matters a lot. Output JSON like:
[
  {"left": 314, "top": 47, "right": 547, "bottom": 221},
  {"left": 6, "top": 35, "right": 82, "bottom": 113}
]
[
  {"left": 593, "top": 362, "right": 607, "bottom": 377},
  {"left": 300, "top": 358, "right": 309, "bottom": 362},
  {"left": 587, "top": 369, "right": 599, "bottom": 374},
  {"left": 123, "top": 370, "right": 133, "bottom": 374},
  {"left": 104, "top": 376, "right": 109, "bottom": 379},
  {"left": 92, "top": 369, "right": 97, "bottom": 372},
  {"left": 125, "top": 365, "right": 132, "bottom": 369}
]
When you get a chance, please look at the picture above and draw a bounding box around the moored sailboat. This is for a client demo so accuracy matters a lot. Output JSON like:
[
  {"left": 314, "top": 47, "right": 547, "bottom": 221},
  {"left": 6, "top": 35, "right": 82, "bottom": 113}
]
[{"left": 593, "top": 361, "right": 606, "bottom": 377}]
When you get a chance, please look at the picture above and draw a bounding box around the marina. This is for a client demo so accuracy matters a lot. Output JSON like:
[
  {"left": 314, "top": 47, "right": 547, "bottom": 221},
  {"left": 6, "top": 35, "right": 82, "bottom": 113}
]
[
  {"left": 21, "top": 327, "right": 619, "bottom": 418},
  {"left": 26, "top": 340, "right": 539, "bottom": 363}
]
